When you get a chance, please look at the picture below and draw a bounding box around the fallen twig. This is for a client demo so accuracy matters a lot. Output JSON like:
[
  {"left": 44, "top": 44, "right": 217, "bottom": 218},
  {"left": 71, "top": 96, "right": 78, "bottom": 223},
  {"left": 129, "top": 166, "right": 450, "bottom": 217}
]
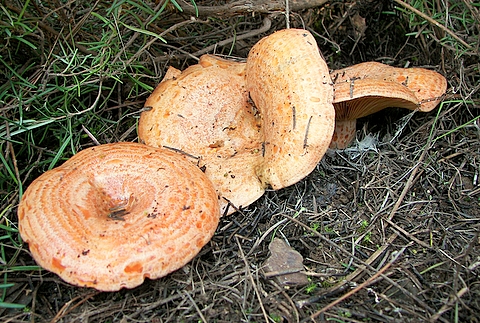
[
  {"left": 305, "top": 243, "right": 411, "bottom": 322},
  {"left": 177, "top": 0, "right": 329, "bottom": 17}
]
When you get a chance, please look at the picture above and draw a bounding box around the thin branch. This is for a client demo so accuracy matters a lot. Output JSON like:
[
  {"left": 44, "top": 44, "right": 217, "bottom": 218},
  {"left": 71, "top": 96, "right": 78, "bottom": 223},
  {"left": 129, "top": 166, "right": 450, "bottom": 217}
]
[
  {"left": 184, "top": 291, "right": 208, "bottom": 323},
  {"left": 176, "top": 0, "right": 329, "bottom": 17},
  {"left": 430, "top": 287, "right": 469, "bottom": 323},
  {"left": 285, "top": 0, "right": 291, "bottom": 29},
  {"left": 306, "top": 244, "right": 411, "bottom": 321},
  {"left": 393, "top": 0, "right": 474, "bottom": 51},
  {"left": 5, "top": 4, "right": 97, "bottom": 55},
  {"left": 235, "top": 235, "right": 270, "bottom": 323},
  {"left": 192, "top": 17, "right": 273, "bottom": 57}
]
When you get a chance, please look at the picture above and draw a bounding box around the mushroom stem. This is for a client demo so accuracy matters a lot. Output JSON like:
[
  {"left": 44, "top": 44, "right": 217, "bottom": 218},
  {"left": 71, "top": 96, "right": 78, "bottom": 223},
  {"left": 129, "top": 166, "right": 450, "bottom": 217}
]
[{"left": 330, "top": 119, "right": 357, "bottom": 149}]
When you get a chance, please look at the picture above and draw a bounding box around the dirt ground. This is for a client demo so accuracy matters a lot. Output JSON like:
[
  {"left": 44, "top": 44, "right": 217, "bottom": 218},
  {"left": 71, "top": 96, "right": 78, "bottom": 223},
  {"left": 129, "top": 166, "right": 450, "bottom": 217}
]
[{"left": 1, "top": 0, "right": 480, "bottom": 322}]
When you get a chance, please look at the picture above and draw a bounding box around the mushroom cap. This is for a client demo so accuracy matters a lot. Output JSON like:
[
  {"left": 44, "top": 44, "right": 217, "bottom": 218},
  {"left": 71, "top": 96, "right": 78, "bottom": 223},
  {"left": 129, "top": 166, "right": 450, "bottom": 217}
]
[
  {"left": 18, "top": 142, "right": 220, "bottom": 291},
  {"left": 331, "top": 61, "right": 448, "bottom": 119},
  {"left": 139, "top": 30, "right": 335, "bottom": 211},
  {"left": 138, "top": 55, "right": 264, "bottom": 215},
  {"left": 246, "top": 29, "right": 335, "bottom": 189},
  {"left": 162, "top": 66, "right": 182, "bottom": 81},
  {"left": 329, "top": 62, "right": 447, "bottom": 149}
]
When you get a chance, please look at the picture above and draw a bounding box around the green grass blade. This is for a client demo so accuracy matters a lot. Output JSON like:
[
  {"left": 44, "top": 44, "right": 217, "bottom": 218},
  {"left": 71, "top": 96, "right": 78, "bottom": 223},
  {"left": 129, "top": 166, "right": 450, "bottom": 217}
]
[
  {"left": 48, "top": 133, "right": 72, "bottom": 170},
  {"left": 0, "top": 301, "right": 26, "bottom": 309},
  {"left": 118, "top": 21, "right": 167, "bottom": 43}
]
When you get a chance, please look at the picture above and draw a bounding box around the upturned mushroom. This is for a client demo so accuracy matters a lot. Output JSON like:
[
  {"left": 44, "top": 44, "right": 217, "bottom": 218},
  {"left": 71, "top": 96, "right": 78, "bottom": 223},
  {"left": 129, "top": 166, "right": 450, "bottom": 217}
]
[
  {"left": 330, "top": 61, "right": 447, "bottom": 149},
  {"left": 139, "top": 54, "right": 264, "bottom": 215},
  {"left": 139, "top": 29, "right": 335, "bottom": 214},
  {"left": 18, "top": 142, "right": 220, "bottom": 291}
]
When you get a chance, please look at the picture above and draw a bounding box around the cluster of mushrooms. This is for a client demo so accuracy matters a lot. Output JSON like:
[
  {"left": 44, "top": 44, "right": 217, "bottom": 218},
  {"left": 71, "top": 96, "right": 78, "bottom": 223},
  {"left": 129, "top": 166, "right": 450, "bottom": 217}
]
[{"left": 18, "top": 29, "right": 447, "bottom": 291}]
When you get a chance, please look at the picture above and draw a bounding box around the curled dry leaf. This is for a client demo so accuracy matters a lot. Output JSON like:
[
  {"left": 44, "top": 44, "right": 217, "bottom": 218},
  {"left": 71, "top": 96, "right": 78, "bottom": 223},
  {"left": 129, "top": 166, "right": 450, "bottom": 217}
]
[
  {"left": 263, "top": 238, "right": 309, "bottom": 286},
  {"left": 330, "top": 61, "right": 448, "bottom": 149},
  {"left": 18, "top": 142, "right": 220, "bottom": 291}
]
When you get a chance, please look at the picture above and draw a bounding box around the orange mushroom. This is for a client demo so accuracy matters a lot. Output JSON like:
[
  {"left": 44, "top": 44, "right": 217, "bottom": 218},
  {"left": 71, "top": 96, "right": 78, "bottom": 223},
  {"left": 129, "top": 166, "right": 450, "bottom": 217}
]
[
  {"left": 139, "top": 29, "right": 335, "bottom": 214},
  {"left": 246, "top": 29, "right": 335, "bottom": 189},
  {"left": 18, "top": 142, "right": 220, "bottom": 291},
  {"left": 330, "top": 61, "right": 447, "bottom": 149},
  {"left": 139, "top": 55, "right": 264, "bottom": 215}
]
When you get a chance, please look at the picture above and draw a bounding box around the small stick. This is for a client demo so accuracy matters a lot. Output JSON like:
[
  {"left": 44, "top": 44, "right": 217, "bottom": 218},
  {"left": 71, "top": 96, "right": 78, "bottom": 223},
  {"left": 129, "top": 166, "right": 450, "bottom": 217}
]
[
  {"left": 393, "top": 0, "right": 473, "bottom": 50},
  {"left": 5, "top": 4, "right": 97, "bottom": 56},
  {"left": 263, "top": 268, "right": 303, "bottom": 278},
  {"left": 430, "top": 287, "right": 469, "bottom": 322},
  {"left": 81, "top": 125, "right": 101, "bottom": 146},
  {"left": 285, "top": 0, "right": 290, "bottom": 29},
  {"left": 184, "top": 291, "right": 208, "bottom": 323},
  {"left": 235, "top": 235, "right": 270, "bottom": 323},
  {"left": 50, "top": 292, "right": 98, "bottom": 323},
  {"left": 125, "top": 18, "right": 209, "bottom": 65},
  {"left": 192, "top": 17, "right": 272, "bottom": 57},
  {"left": 383, "top": 217, "right": 432, "bottom": 249},
  {"left": 306, "top": 244, "right": 410, "bottom": 321}
]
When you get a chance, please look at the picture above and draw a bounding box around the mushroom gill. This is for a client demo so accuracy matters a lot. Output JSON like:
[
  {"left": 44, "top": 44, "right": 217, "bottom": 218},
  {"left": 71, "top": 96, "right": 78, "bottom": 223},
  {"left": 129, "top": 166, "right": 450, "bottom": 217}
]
[{"left": 330, "top": 61, "right": 447, "bottom": 149}]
